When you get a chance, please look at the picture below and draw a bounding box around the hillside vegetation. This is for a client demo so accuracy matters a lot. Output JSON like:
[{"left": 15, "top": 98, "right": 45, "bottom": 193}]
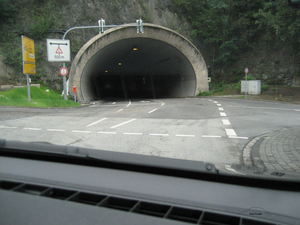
[{"left": 0, "top": 0, "right": 299, "bottom": 92}]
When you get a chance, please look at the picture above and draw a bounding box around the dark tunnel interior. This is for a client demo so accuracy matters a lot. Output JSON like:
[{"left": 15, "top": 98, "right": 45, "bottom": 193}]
[{"left": 80, "top": 38, "right": 196, "bottom": 100}]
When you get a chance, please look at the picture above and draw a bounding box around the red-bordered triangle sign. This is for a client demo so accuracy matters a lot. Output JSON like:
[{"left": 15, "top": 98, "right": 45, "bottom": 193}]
[{"left": 56, "top": 46, "right": 63, "bottom": 54}]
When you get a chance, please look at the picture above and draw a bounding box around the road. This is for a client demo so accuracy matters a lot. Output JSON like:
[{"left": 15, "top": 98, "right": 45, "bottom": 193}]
[{"left": 1, "top": 97, "right": 300, "bottom": 171}]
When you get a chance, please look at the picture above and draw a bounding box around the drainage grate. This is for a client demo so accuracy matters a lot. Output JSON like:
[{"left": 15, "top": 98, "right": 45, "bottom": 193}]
[{"left": 0, "top": 179, "right": 277, "bottom": 225}]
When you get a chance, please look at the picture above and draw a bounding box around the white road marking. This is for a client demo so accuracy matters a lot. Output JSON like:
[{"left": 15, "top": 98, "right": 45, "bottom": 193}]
[
  {"left": 225, "top": 165, "right": 246, "bottom": 175},
  {"left": 222, "top": 119, "right": 231, "bottom": 125},
  {"left": 295, "top": 109, "right": 300, "bottom": 112},
  {"left": 111, "top": 119, "right": 136, "bottom": 128},
  {"left": 175, "top": 134, "right": 195, "bottom": 137},
  {"left": 202, "top": 135, "right": 222, "bottom": 138},
  {"left": 98, "top": 131, "right": 117, "bottom": 134},
  {"left": 150, "top": 133, "right": 169, "bottom": 136},
  {"left": 208, "top": 99, "right": 213, "bottom": 101},
  {"left": 23, "top": 128, "right": 41, "bottom": 131},
  {"left": 47, "top": 129, "right": 65, "bottom": 132},
  {"left": 213, "top": 101, "right": 218, "bottom": 103},
  {"left": 116, "top": 109, "right": 123, "bottom": 113},
  {"left": 126, "top": 100, "right": 131, "bottom": 107},
  {"left": 86, "top": 118, "right": 107, "bottom": 127},
  {"left": 225, "top": 129, "right": 237, "bottom": 136},
  {"left": 72, "top": 130, "right": 91, "bottom": 133},
  {"left": 220, "top": 112, "right": 227, "bottom": 117},
  {"left": 218, "top": 107, "right": 224, "bottom": 111},
  {"left": 217, "top": 104, "right": 222, "bottom": 106},
  {"left": 123, "top": 132, "right": 143, "bottom": 135},
  {"left": 148, "top": 108, "right": 158, "bottom": 113},
  {"left": 112, "top": 102, "right": 116, "bottom": 104},
  {"left": 0, "top": 126, "right": 17, "bottom": 129},
  {"left": 229, "top": 136, "right": 248, "bottom": 139},
  {"left": 161, "top": 102, "right": 165, "bottom": 106}
]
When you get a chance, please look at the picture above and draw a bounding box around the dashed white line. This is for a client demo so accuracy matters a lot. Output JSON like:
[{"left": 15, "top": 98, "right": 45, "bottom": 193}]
[
  {"left": 86, "top": 118, "right": 107, "bottom": 127},
  {"left": 225, "top": 129, "right": 237, "bottom": 136},
  {"left": 23, "top": 128, "right": 41, "bottom": 131},
  {"left": 150, "top": 133, "right": 169, "bottom": 136},
  {"left": 220, "top": 112, "right": 227, "bottom": 117},
  {"left": 217, "top": 104, "right": 222, "bottom": 106},
  {"left": 148, "top": 108, "right": 158, "bottom": 113},
  {"left": 98, "top": 131, "right": 117, "bottom": 134},
  {"left": 202, "top": 135, "right": 222, "bottom": 138},
  {"left": 72, "top": 130, "right": 91, "bottom": 133},
  {"left": 0, "top": 126, "right": 17, "bottom": 129},
  {"left": 47, "top": 129, "right": 65, "bottom": 132},
  {"left": 213, "top": 101, "right": 218, "bottom": 103},
  {"left": 222, "top": 119, "right": 231, "bottom": 125},
  {"left": 123, "top": 132, "right": 143, "bottom": 135},
  {"left": 116, "top": 109, "right": 123, "bottom": 113},
  {"left": 218, "top": 107, "right": 224, "bottom": 111},
  {"left": 175, "top": 134, "right": 195, "bottom": 137},
  {"left": 229, "top": 136, "right": 248, "bottom": 139},
  {"left": 111, "top": 119, "right": 136, "bottom": 128}
]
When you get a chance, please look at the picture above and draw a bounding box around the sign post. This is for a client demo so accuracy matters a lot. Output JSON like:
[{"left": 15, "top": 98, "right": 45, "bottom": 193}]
[
  {"left": 22, "top": 36, "right": 36, "bottom": 102},
  {"left": 244, "top": 67, "right": 249, "bottom": 97}
]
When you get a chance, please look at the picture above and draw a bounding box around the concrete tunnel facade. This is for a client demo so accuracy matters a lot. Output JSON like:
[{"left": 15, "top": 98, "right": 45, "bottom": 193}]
[{"left": 69, "top": 23, "right": 208, "bottom": 101}]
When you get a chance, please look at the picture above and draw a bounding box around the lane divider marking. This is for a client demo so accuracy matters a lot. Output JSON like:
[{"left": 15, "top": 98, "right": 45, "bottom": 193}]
[
  {"left": 116, "top": 109, "right": 123, "bottom": 113},
  {"left": 217, "top": 104, "right": 222, "bottom": 106},
  {"left": 220, "top": 112, "right": 227, "bottom": 117},
  {"left": 72, "top": 130, "right": 91, "bottom": 133},
  {"left": 218, "top": 107, "right": 224, "bottom": 111},
  {"left": 175, "top": 134, "right": 195, "bottom": 137},
  {"left": 23, "top": 128, "right": 41, "bottom": 131},
  {"left": 222, "top": 119, "right": 231, "bottom": 125},
  {"left": 123, "top": 132, "right": 143, "bottom": 135},
  {"left": 0, "top": 126, "right": 17, "bottom": 129},
  {"left": 98, "top": 131, "right": 117, "bottom": 134},
  {"left": 148, "top": 108, "right": 158, "bottom": 114},
  {"left": 150, "top": 133, "right": 169, "bottom": 136},
  {"left": 126, "top": 99, "right": 131, "bottom": 108},
  {"left": 111, "top": 119, "right": 136, "bottom": 129},
  {"left": 202, "top": 135, "right": 222, "bottom": 138},
  {"left": 47, "top": 129, "right": 65, "bottom": 132},
  {"left": 86, "top": 118, "right": 107, "bottom": 127}
]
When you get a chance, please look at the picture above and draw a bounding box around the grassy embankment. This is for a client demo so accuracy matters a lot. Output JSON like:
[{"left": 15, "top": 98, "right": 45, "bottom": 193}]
[{"left": 0, "top": 86, "right": 81, "bottom": 107}]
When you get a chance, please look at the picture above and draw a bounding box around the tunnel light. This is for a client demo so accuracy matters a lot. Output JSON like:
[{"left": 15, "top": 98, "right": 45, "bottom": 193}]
[
  {"left": 133, "top": 48, "right": 138, "bottom": 51},
  {"left": 118, "top": 63, "right": 122, "bottom": 66},
  {"left": 105, "top": 70, "right": 108, "bottom": 73}
]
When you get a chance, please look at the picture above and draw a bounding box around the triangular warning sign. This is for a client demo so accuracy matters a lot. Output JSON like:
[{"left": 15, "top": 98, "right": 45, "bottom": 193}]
[{"left": 56, "top": 46, "right": 63, "bottom": 54}]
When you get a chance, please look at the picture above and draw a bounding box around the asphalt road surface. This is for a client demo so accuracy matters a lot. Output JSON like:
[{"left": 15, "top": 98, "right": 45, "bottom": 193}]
[{"left": 1, "top": 97, "right": 300, "bottom": 171}]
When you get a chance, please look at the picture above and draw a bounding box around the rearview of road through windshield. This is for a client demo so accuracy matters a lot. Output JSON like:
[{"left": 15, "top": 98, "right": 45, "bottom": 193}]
[{"left": 1, "top": 97, "right": 300, "bottom": 174}]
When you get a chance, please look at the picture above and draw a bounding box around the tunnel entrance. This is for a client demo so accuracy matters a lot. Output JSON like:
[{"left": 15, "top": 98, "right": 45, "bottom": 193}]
[{"left": 69, "top": 24, "right": 208, "bottom": 101}]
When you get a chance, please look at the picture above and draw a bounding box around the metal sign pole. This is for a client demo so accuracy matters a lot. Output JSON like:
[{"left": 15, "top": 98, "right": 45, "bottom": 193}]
[
  {"left": 63, "top": 62, "right": 67, "bottom": 100},
  {"left": 26, "top": 74, "right": 31, "bottom": 102}
]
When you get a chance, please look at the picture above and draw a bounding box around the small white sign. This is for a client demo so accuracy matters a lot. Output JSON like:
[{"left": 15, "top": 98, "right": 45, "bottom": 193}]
[{"left": 47, "top": 39, "right": 70, "bottom": 62}]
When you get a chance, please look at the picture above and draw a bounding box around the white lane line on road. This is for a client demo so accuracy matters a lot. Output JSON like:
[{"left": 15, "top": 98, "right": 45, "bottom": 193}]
[
  {"left": 126, "top": 100, "right": 131, "bottom": 108},
  {"left": 111, "top": 119, "right": 136, "bottom": 129},
  {"left": 72, "top": 130, "right": 91, "bottom": 133},
  {"left": 112, "top": 102, "right": 116, "bottom": 104},
  {"left": 86, "top": 118, "right": 107, "bottom": 127},
  {"left": 225, "top": 165, "right": 246, "bottom": 175},
  {"left": 220, "top": 112, "right": 227, "bottom": 117},
  {"left": 123, "top": 132, "right": 143, "bottom": 135},
  {"left": 229, "top": 136, "right": 248, "bottom": 139},
  {"left": 217, "top": 104, "right": 222, "bottom": 106},
  {"left": 175, "top": 134, "right": 195, "bottom": 137},
  {"left": 148, "top": 108, "right": 158, "bottom": 113},
  {"left": 222, "top": 119, "right": 231, "bottom": 125},
  {"left": 24, "top": 127, "right": 41, "bottom": 131},
  {"left": 218, "top": 107, "right": 224, "bottom": 111},
  {"left": 161, "top": 102, "right": 165, "bottom": 106},
  {"left": 295, "top": 109, "right": 300, "bottom": 112},
  {"left": 47, "top": 129, "right": 65, "bottom": 132},
  {"left": 225, "top": 129, "right": 237, "bottom": 136},
  {"left": 213, "top": 101, "right": 218, "bottom": 103},
  {"left": 0, "top": 126, "right": 17, "bottom": 129},
  {"left": 116, "top": 109, "right": 123, "bottom": 113},
  {"left": 98, "top": 131, "right": 117, "bottom": 134},
  {"left": 150, "top": 133, "right": 169, "bottom": 136},
  {"left": 202, "top": 135, "right": 222, "bottom": 138}
]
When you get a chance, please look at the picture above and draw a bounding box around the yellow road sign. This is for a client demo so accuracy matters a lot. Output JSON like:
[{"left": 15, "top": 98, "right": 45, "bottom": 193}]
[
  {"left": 23, "top": 62, "right": 36, "bottom": 74},
  {"left": 22, "top": 36, "right": 35, "bottom": 63}
]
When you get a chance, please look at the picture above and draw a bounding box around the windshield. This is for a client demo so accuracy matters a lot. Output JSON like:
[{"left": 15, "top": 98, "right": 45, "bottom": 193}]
[{"left": 0, "top": 0, "right": 300, "bottom": 180}]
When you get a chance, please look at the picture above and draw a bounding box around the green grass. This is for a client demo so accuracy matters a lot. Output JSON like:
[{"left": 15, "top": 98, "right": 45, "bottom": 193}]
[
  {"left": 0, "top": 86, "right": 81, "bottom": 107},
  {"left": 198, "top": 82, "right": 242, "bottom": 96}
]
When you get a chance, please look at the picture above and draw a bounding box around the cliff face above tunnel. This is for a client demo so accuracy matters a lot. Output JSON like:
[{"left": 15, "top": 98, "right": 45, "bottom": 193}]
[{"left": 69, "top": 24, "right": 208, "bottom": 101}]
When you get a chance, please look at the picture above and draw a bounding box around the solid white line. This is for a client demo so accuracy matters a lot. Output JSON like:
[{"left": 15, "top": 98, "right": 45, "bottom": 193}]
[
  {"left": 0, "top": 126, "right": 17, "bottom": 129},
  {"left": 217, "top": 104, "right": 222, "bottom": 106},
  {"left": 72, "top": 130, "right": 91, "bottom": 133},
  {"left": 148, "top": 108, "right": 158, "bottom": 113},
  {"left": 150, "top": 133, "right": 169, "bottom": 136},
  {"left": 86, "top": 118, "right": 107, "bottom": 127},
  {"left": 202, "top": 135, "right": 222, "bottom": 138},
  {"left": 24, "top": 128, "right": 41, "bottom": 131},
  {"left": 116, "top": 109, "right": 123, "bottom": 113},
  {"left": 98, "top": 131, "right": 117, "bottom": 134},
  {"left": 220, "top": 112, "right": 227, "bottom": 117},
  {"left": 126, "top": 99, "right": 131, "bottom": 108},
  {"left": 123, "top": 132, "right": 143, "bottom": 135},
  {"left": 218, "top": 107, "right": 224, "bottom": 111},
  {"left": 47, "top": 129, "right": 65, "bottom": 132},
  {"left": 229, "top": 136, "right": 248, "bottom": 139},
  {"left": 213, "top": 101, "right": 218, "bottom": 103},
  {"left": 111, "top": 119, "right": 136, "bottom": 128},
  {"left": 225, "top": 129, "right": 237, "bottom": 136},
  {"left": 222, "top": 119, "right": 231, "bottom": 125},
  {"left": 175, "top": 134, "right": 195, "bottom": 137}
]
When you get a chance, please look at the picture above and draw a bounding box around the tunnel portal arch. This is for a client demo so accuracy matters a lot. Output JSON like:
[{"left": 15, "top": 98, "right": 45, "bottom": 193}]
[{"left": 69, "top": 23, "right": 208, "bottom": 101}]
